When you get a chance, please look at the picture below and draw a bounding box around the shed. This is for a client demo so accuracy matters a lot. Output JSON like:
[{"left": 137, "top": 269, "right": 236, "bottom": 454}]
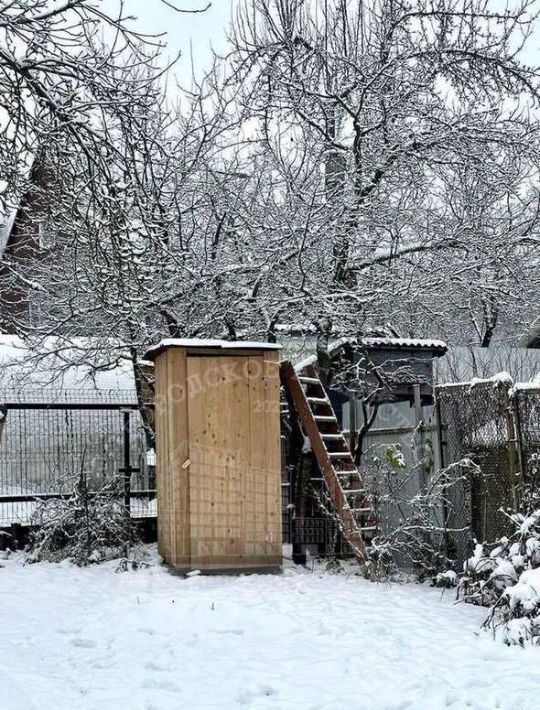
[
  {"left": 331, "top": 337, "right": 447, "bottom": 404},
  {"left": 145, "top": 339, "right": 283, "bottom": 573}
]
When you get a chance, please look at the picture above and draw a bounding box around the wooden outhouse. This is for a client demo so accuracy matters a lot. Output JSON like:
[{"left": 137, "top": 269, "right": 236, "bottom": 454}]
[{"left": 145, "top": 339, "right": 283, "bottom": 573}]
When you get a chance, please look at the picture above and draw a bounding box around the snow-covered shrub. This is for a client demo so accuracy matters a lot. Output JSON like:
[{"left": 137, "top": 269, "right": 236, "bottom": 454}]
[
  {"left": 27, "top": 472, "right": 136, "bottom": 566},
  {"left": 460, "top": 480, "right": 540, "bottom": 645},
  {"left": 433, "top": 570, "right": 458, "bottom": 588}
]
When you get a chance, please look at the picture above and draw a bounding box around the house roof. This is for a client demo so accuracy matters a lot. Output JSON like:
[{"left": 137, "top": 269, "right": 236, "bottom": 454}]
[
  {"left": 0, "top": 153, "right": 41, "bottom": 260},
  {"left": 0, "top": 335, "right": 137, "bottom": 403},
  {"left": 292, "top": 336, "right": 447, "bottom": 372}
]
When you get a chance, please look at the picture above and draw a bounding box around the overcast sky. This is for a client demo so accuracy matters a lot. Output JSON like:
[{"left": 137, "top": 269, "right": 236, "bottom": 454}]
[
  {"left": 121, "top": 0, "right": 235, "bottom": 84},
  {"left": 119, "top": 0, "right": 540, "bottom": 85}
]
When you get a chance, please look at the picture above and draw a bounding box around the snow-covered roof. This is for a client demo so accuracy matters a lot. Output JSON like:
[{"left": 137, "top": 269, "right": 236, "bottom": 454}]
[
  {"left": 292, "top": 336, "right": 447, "bottom": 371},
  {"left": 145, "top": 338, "right": 282, "bottom": 359},
  {"left": 358, "top": 337, "right": 447, "bottom": 352},
  {"left": 0, "top": 153, "right": 36, "bottom": 260}
]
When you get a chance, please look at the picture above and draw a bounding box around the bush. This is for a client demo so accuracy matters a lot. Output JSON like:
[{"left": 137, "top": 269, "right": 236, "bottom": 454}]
[
  {"left": 460, "top": 494, "right": 540, "bottom": 645},
  {"left": 27, "top": 472, "right": 136, "bottom": 566}
]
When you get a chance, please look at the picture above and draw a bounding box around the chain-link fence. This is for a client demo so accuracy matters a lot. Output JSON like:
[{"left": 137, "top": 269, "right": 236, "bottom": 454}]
[
  {"left": 513, "top": 386, "right": 540, "bottom": 488},
  {"left": 436, "top": 378, "right": 521, "bottom": 565}
]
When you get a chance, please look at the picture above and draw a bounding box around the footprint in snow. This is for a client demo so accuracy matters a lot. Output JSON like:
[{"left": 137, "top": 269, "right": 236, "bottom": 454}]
[
  {"left": 145, "top": 661, "right": 170, "bottom": 672},
  {"left": 57, "top": 628, "right": 78, "bottom": 636},
  {"left": 71, "top": 638, "right": 96, "bottom": 649},
  {"left": 143, "top": 678, "right": 181, "bottom": 693},
  {"left": 236, "top": 685, "right": 278, "bottom": 705}
]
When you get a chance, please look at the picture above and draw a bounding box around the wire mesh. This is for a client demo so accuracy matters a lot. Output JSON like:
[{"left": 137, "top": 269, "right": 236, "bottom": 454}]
[
  {"left": 436, "top": 380, "right": 517, "bottom": 561},
  {"left": 0, "top": 393, "right": 152, "bottom": 527},
  {"left": 513, "top": 387, "right": 540, "bottom": 488}
]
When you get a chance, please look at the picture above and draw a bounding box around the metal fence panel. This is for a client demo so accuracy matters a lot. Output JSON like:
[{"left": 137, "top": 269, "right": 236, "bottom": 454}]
[{"left": 0, "top": 391, "right": 153, "bottom": 527}]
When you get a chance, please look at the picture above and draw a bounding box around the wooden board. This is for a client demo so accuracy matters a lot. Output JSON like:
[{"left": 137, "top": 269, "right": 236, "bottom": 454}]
[{"left": 154, "top": 348, "right": 190, "bottom": 568}]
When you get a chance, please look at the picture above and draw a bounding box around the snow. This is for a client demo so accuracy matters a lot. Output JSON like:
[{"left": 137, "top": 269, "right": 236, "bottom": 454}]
[
  {"left": 505, "top": 569, "right": 540, "bottom": 613},
  {"left": 2, "top": 548, "right": 540, "bottom": 709},
  {"left": 0, "top": 207, "right": 17, "bottom": 258},
  {"left": 438, "top": 371, "right": 514, "bottom": 389},
  {"left": 511, "top": 381, "right": 540, "bottom": 395},
  {"left": 145, "top": 339, "right": 282, "bottom": 359}
]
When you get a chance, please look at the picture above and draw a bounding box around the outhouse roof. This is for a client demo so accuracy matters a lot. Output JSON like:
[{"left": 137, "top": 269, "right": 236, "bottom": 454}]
[{"left": 145, "top": 338, "right": 282, "bottom": 359}]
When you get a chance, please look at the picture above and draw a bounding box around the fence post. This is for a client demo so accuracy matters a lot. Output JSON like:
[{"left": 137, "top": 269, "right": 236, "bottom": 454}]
[
  {"left": 504, "top": 386, "right": 523, "bottom": 511},
  {"left": 413, "top": 385, "right": 427, "bottom": 493},
  {"left": 121, "top": 410, "right": 132, "bottom": 513}
]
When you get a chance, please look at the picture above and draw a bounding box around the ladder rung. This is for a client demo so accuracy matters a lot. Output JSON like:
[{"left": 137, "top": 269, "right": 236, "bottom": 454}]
[
  {"left": 314, "top": 415, "right": 336, "bottom": 422},
  {"left": 343, "top": 488, "right": 366, "bottom": 495},
  {"left": 321, "top": 433, "right": 344, "bottom": 440},
  {"left": 328, "top": 452, "right": 351, "bottom": 458},
  {"left": 307, "top": 397, "right": 328, "bottom": 404},
  {"left": 358, "top": 526, "right": 377, "bottom": 533},
  {"left": 299, "top": 376, "right": 321, "bottom": 385},
  {"left": 350, "top": 507, "right": 372, "bottom": 514}
]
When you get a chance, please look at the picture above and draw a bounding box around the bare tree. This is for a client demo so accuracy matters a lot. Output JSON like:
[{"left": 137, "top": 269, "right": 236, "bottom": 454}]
[{"left": 216, "top": 0, "right": 540, "bottom": 346}]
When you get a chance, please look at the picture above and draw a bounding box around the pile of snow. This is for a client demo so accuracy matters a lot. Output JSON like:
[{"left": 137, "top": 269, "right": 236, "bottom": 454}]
[{"left": 2, "top": 547, "right": 540, "bottom": 709}]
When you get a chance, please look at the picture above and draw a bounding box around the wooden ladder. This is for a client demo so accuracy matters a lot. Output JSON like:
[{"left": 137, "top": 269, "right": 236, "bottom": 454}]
[{"left": 281, "top": 361, "right": 377, "bottom": 566}]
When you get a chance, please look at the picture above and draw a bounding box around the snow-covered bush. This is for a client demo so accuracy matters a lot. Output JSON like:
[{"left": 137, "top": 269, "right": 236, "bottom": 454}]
[
  {"left": 460, "top": 481, "right": 540, "bottom": 645},
  {"left": 27, "top": 472, "right": 136, "bottom": 566}
]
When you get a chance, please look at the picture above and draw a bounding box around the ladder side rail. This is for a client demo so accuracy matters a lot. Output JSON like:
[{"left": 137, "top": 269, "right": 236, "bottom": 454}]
[{"left": 280, "top": 361, "right": 367, "bottom": 563}]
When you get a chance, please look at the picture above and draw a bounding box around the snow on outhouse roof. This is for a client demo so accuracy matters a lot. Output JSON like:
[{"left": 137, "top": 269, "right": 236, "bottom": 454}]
[{"left": 145, "top": 338, "right": 282, "bottom": 359}]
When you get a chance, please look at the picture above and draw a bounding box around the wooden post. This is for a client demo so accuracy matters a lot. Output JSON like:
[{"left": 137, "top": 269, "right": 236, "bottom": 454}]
[
  {"left": 504, "top": 385, "right": 523, "bottom": 512},
  {"left": 413, "top": 384, "right": 427, "bottom": 493}
]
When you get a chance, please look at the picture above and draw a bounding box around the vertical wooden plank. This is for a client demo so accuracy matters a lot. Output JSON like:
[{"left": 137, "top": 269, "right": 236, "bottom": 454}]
[
  {"left": 220, "top": 356, "right": 243, "bottom": 564},
  {"left": 263, "top": 351, "right": 282, "bottom": 563},
  {"left": 154, "top": 352, "right": 170, "bottom": 562},
  {"left": 167, "top": 347, "right": 190, "bottom": 569},
  {"left": 247, "top": 355, "right": 265, "bottom": 560},
  {"left": 187, "top": 355, "right": 204, "bottom": 568}
]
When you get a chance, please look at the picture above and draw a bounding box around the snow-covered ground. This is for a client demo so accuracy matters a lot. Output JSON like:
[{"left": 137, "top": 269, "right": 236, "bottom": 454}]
[{"left": 2, "top": 548, "right": 540, "bottom": 710}]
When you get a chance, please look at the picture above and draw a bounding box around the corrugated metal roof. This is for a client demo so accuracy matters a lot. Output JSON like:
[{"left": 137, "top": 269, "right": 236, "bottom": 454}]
[{"left": 358, "top": 337, "right": 447, "bottom": 352}]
